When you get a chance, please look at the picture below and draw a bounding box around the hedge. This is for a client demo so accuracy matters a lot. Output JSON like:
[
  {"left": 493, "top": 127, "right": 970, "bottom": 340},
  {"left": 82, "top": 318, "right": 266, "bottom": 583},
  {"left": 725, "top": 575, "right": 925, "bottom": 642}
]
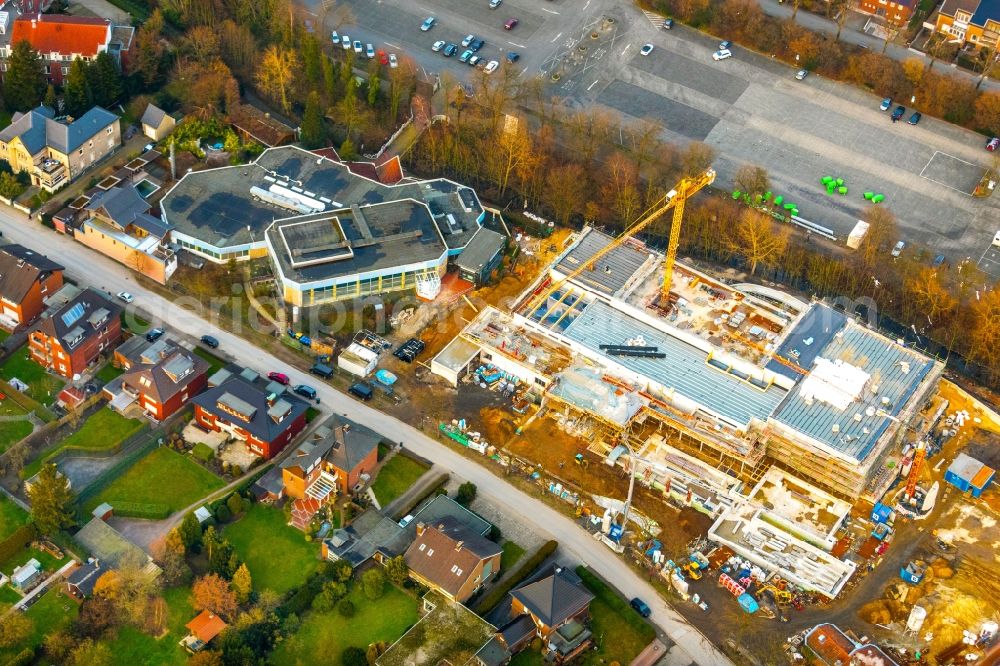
[
  {"left": 472, "top": 540, "right": 558, "bottom": 614},
  {"left": 107, "top": 502, "right": 171, "bottom": 520},
  {"left": 0, "top": 522, "right": 37, "bottom": 563}
]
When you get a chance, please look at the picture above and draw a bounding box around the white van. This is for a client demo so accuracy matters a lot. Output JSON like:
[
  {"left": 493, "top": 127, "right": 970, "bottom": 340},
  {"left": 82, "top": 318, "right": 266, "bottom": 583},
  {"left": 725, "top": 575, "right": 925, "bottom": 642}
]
[{"left": 994, "top": 230, "right": 1000, "bottom": 248}]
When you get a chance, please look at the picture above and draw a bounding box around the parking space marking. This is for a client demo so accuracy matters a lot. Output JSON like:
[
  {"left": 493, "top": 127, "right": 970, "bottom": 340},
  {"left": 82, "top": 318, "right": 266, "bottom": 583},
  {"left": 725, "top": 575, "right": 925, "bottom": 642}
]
[
  {"left": 583, "top": 0, "right": 590, "bottom": 9},
  {"left": 622, "top": 42, "right": 632, "bottom": 56},
  {"left": 551, "top": 31, "right": 563, "bottom": 43},
  {"left": 508, "top": 41, "right": 526, "bottom": 47},
  {"left": 385, "top": 42, "right": 401, "bottom": 49},
  {"left": 918, "top": 151, "right": 981, "bottom": 196},
  {"left": 587, "top": 79, "right": 600, "bottom": 91},
  {"left": 541, "top": 7, "right": 559, "bottom": 14}
]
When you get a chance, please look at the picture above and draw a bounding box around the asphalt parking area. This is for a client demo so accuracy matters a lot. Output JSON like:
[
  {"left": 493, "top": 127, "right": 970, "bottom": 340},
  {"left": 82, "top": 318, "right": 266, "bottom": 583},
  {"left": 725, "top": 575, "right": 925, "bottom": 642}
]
[
  {"left": 629, "top": 49, "right": 748, "bottom": 104},
  {"left": 919, "top": 152, "right": 985, "bottom": 195},
  {"left": 598, "top": 80, "right": 718, "bottom": 141},
  {"left": 978, "top": 243, "right": 1000, "bottom": 280}
]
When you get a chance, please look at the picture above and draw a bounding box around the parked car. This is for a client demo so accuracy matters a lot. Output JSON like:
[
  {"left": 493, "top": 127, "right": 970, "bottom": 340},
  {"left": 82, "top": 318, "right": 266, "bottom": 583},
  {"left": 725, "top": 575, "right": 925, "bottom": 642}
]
[
  {"left": 421, "top": 16, "right": 435, "bottom": 31},
  {"left": 432, "top": 40, "right": 446, "bottom": 52},
  {"left": 309, "top": 362, "right": 334, "bottom": 378},
  {"left": 663, "top": 17, "right": 674, "bottom": 28},
  {"left": 795, "top": 69, "right": 808, "bottom": 80},
  {"left": 443, "top": 43, "right": 458, "bottom": 56},
  {"left": 891, "top": 105, "right": 906, "bottom": 121},
  {"left": 141, "top": 143, "right": 155, "bottom": 153},
  {"left": 484, "top": 59, "right": 500, "bottom": 73},
  {"left": 145, "top": 328, "right": 164, "bottom": 342},
  {"left": 908, "top": 111, "right": 922, "bottom": 125},
  {"left": 987, "top": 137, "right": 1000, "bottom": 152},
  {"left": 469, "top": 55, "right": 483, "bottom": 67},
  {"left": 389, "top": 53, "right": 398, "bottom": 68},
  {"left": 712, "top": 49, "right": 732, "bottom": 61},
  {"left": 490, "top": 0, "right": 502, "bottom": 7},
  {"left": 267, "top": 371, "right": 291, "bottom": 385},
  {"left": 349, "top": 382, "right": 374, "bottom": 401},
  {"left": 504, "top": 17, "right": 518, "bottom": 29},
  {"left": 932, "top": 254, "right": 947, "bottom": 268},
  {"left": 353, "top": 40, "right": 363, "bottom": 53},
  {"left": 200, "top": 335, "right": 220, "bottom": 349},
  {"left": 470, "top": 38, "right": 484, "bottom": 51},
  {"left": 718, "top": 40, "right": 732, "bottom": 49},
  {"left": 378, "top": 50, "right": 389, "bottom": 65},
  {"left": 460, "top": 49, "right": 474, "bottom": 63},
  {"left": 342, "top": 35, "right": 351, "bottom": 49},
  {"left": 331, "top": 30, "right": 339, "bottom": 43},
  {"left": 993, "top": 230, "right": 1000, "bottom": 247},
  {"left": 506, "top": 51, "right": 520, "bottom": 63},
  {"left": 462, "top": 34, "right": 475, "bottom": 47},
  {"left": 116, "top": 291, "right": 134, "bottom": 303},
  {"left": 630, "top": 598, "right": 652, "bottom": 618},
  {"left": 640, "top": 43, "right": 654, "bottom": 56},
  {"left": 366, "top": 43, "right": 375, "bottom": 58},
  {"left": 293, "top": 384, "right": 317, "bottom": 400},
  {"left": 880, "top": 97, "right": 892, "bottom": 111},
  {"left": 891, "top": 241, "right": 905, "bottom": 258}
]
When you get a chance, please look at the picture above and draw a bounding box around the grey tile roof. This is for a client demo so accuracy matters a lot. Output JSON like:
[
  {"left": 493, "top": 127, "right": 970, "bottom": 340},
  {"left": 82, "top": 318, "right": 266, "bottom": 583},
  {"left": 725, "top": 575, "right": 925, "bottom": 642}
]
[
  {"left": 192, "top": 375, "right": 308, "bottom": 444},
  {"left": 32, "top": 288, "right": 121, "bottom": 350},
  {"left": 562, "top": 299, "right": 787, "bottom": 427},
  {"left": 0, "top": 105, "right": 117, "bottom": 156},
  {"left": 54, "top": 106, "right": 118, "bottom": 153},
  {"left": 406, "top": 494, "right": 492, "bottom": 538},
  {"left": 771, "top": 315, "right": 934, "bottom": 461},
  {"left": 85, "top": 184, "right": 151, "bottom": 229},
  {"left": 0, "top": 244, "right": 63, "bottom": 304},
  {"left": 511, "top": 565, "right": 594, "bottom": 629},
  {"left": 66, "top": 560, "right": 107, "bottom": 597},
  {"left": 0, "top": 107, "right": 54, "bottom": 154},
  {"left": 140, "top": 103, "right": 167, "bottom": 129}
]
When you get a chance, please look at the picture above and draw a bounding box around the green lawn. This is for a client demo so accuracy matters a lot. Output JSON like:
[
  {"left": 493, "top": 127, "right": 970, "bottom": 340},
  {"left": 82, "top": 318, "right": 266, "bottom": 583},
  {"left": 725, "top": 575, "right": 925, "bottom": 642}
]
[
  {"left": 0, "top": 397, "right": 33, "bottom": 453},
  {"left": 576, "top": 567, "right": 656, "bottom": 664},
  {"left": 500, "top": 541, "right": 526, "bottom": 571},
  {"left": 510, "top": 649, "right": 544, "bottom": 666},
  {"left": 0, "top": 328, "right": 10, "bottom": 343},
  {"left": 0, "top": 586, "right": 78, "bottom": 663},
  {"left": 23, "top": 408, "right": 145, "bottom": 479},
  {"left": 94, "top": 363, "right": 124, "bottom": 384},
  {"left": 98, "top": 585, "right": 193, "bottom": 666},
  {"left": 0, "top": 543, "right": 65, "bottom": 578},
  {"left": 0, "top": 493, "right": 30, "bottom": 541},
  {"left": 223, "top": 504, "right": 319, "bottom": 594},
  {"left": 191, "top": 442, "right": 214, "bottom": 462},
  {"left": 0, "top": 583, "right": 20, "bottom": 606},
  {"left": 0, "top": 347, "right": 65, "bottom": 404},
  {"left": 193, "top": 347, "right": 226, "bottom": 376},
  {"left": 371, "top": 453, "right": 429, "bottom": 506},
  {"left": 81, "top": 446, "right": 224, "bottom": 517},
  {"left": 271, "top": 584, "right": 418, "bottom": 665}
]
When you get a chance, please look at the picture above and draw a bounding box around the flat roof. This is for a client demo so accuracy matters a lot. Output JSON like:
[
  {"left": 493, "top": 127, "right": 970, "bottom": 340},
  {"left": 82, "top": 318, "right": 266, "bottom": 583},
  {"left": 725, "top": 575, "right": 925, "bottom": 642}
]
[
  {"left": 161, "top": 146, "right": 484, "bottom": 250},
  {"left": 770, "top": 310, "right": 935, "bottom": 462},
  {"left": 268, "top": 200, "right": 447, "bottom": 284},
  {"left": 562, "top": 299, "right": 787, "bottom": 428},
  {"left": 766, "top": 303, "right": 848, "bottom": 380},
  {"left": 554, "top": 228, "right": 653, "bottom": 297}
]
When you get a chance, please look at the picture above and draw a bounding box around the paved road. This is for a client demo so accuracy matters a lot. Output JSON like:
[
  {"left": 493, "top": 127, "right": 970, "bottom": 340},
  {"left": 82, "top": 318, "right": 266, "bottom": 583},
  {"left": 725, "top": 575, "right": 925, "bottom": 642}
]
[{"left": 0, "top": 212, "right": 733, "bottom": 665}]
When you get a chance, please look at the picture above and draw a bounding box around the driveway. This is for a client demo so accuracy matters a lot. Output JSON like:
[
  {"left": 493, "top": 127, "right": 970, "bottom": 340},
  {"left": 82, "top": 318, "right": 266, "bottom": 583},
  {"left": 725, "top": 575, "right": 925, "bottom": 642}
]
[{"left": 0, "top": 208, "right": 733, "bottom": 665}]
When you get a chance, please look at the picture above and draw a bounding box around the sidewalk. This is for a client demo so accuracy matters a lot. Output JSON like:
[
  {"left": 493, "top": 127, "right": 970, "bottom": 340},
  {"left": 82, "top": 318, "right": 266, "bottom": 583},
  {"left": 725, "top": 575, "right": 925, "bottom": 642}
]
[{"left": 753, "top": 0, "right": 1000, "bottom": 91}]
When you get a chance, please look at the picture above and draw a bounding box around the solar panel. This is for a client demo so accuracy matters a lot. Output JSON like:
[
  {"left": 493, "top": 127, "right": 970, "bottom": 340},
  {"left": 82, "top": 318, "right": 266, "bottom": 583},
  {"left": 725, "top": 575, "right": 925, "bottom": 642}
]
[{"left": 61, "top": 302, "right": 86, "bottom": 328}]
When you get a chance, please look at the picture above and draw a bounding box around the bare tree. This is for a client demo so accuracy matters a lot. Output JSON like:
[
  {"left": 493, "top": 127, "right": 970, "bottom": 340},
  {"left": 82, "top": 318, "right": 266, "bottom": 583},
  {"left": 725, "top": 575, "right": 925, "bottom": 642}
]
[
  {"left": 907, "top": 267, "right": 957, "bottom": 324},
  {"left": 858, "top": 205, "right": 898, "bottom": 269},
  {"left": 680, "top": 142, "right": 716, "bottom": 177},
  {"left": 733, "top": 164, "right": 770, "bottom": 201},
  {"left": 255, "top": 45, "right": 299, "bottom": 114},
  {"left": 544, "top": 164, "right": 588, "bottom": 226},
  {"left": 730, "top": 209, "right": 789, "bottom": 275},
  {"left": 485, "top": 117, "right": 534, "bottom": 198}
]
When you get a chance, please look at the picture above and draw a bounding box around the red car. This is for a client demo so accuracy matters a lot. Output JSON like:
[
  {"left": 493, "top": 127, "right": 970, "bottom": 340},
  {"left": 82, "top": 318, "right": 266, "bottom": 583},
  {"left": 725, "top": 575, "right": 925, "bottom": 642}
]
[
  {"left": 267, "top": 371, "right": 290, "bottom": 385},
  {"left": 377, "top": 50, "right": 389, "bottom": 66},
  {"left": 504, "top": 17, "right": 518, "bottom": 30},
  {"left": 987, "top": 137, "right": 999, "bottom": 152}
]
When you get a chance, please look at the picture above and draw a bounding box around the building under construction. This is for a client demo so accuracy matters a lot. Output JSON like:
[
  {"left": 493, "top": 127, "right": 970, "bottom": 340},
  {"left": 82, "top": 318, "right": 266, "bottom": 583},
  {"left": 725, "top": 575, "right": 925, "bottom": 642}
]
[{"left": 432, "top": 227, "right": 943, "bottom": 502}]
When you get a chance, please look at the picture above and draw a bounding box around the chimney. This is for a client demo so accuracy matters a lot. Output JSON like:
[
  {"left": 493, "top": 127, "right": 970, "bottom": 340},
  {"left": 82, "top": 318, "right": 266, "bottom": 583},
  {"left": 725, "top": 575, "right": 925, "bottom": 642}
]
[
  {"left": 266, "top": 392, "right": 277, "bottom": 407},
  {"left": 31, "top": 18, "right": 37, "bottom": 28},
  {"left": 334, "top": 425, "right": 346, "bottom": 447},
  {"left": 455, "top": 540, "right": 464, "bottom": 552},
  {"left": 415, "top": 522, "right": 425, "bottom": 536}
]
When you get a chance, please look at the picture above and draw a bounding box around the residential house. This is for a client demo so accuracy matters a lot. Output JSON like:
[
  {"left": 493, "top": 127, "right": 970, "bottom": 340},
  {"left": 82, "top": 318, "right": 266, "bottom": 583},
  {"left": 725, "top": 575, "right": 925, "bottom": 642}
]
[
  {"left": 935, "top": 0, "right": 1000, "bottom": 46},
  {"left": 104, "top": 338, "right": 208, "bottom": 419},
  {"left": 77, "top": 184, "right": 177, "bottom": 283},
  {"left": 10, "top": 558, "right": 42, "bottom": 591},
  {"left": 66, "top": 559, "right": 113, "bottom": 599},
  {"left": 0, "top": 105, "right": 121, "bottom": 192},
  {"left": 508, "top": 565, "right": 595, "bottom": 662},
  {"left": 0, "top": 244, "right": 64, "bottom": 330},
  {"left": 283, "top": 416, "right": 380, "bottom": 499},
  {"left": 320, "top": 508, "right": 410, "bottom": 567},
  {"left": 857, "top": 0, "right": 917, "bottom": 25},
  {"left": 28, "top": 288, "right": 122, "bottom": 378},
  {"left": 0, "top": 13, "right": 133, "bottom": 85},
  {"left": 181, "top": 610, "right": 228, "bottom": 653},
  {"left": 404, "top": 516, "right": 502, "bottom": 604},
  {"left": 140, "top": 103, "right": 175, "bottom": 141},
  {"left": 74, "top": 517, "right": 161, "bottom": 577},
  {"left": 191, "top": 375, "right": 308, "bottom": 459}
]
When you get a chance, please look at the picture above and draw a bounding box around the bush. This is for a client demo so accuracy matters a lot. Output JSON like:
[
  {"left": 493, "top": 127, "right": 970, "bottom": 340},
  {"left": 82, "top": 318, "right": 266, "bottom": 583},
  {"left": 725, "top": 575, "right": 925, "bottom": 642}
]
[
  {"left": 341, "top": 646, "right": 367, "bottom": 666},
  {"left": 337, "top": 599, "right": 355, "bottom": 618},
  {"left": 362, "top": 568, "right": 385, "bottom": 600},
  {"left": 0, "top": 523, "right": 38, "bottom": 562},
  {"left": 107, "top": 502, "right": 171, "bottom": 520},
  {"left": 473, "top": 540, "right": 558, "bottom": 614},
  {"left": 226, "top": 493, "right": 245, "bottom": 516},
  {"left": 214, "top": 504, "right": 231, "bottom": 522},
  {"left": 455, "top": 482, "right": 477, "bottom": 506}
]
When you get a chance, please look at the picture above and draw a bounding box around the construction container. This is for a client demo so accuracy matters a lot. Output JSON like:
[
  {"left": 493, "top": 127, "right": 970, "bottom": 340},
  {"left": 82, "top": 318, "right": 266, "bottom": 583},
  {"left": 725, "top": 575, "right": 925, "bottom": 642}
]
[
  {"left": 846, "top": 220, "right": 870, "bottom": 249},
  {"left": 737, "top": 593, "right": 759, "bottom": 614}
]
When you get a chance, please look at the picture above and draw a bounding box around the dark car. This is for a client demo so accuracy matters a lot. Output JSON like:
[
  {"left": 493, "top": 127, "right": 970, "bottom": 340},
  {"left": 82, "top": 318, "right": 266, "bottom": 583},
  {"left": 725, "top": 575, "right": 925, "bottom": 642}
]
[
  {"left": 891, "top": 105, "right": 906, "bottom": 121},
  {"left": 907, "top": 111, "right": 922, "bottom": 125},
  {"left": 506, "top": 51, "right": 520, "bottom": 63},
  {"left": 443, "top": 43, "right": 458, "bottom": 57},
  {"left": 310, "top": 362, "right": 334, "bottom": 379},
  {"left": 349, "top": 382, "right": 374, "bottom": 401},
  {"left": 663, "top": 17, "right": 674, "bottom": 28},
  {"left": 145, "top": 328, "right": 164, "bottom": 342},
  {"left": 293, "top": 384, "right": 317, "bottom": 400},
  {"left": 932, "top": 254, "right": 947, "bottom": 268},
  {"left": 718, "top": 40, "right": 732, "bottom": 50},
  {"left": 630, "top": 597, "right": 652, "bottom": 617},
  {"left": 469, "top": 38, "right": 484, "bottom": 52},
  {"left": 200, "top": 335, "right": 219, "bottom": 349},
  {"left": 267, "top": 371, "right": 290, "bottom": 385}
]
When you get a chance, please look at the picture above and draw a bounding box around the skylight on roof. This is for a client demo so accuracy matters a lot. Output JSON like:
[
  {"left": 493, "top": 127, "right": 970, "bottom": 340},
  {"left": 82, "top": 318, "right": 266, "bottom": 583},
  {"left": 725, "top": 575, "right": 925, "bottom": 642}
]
[{"left": 61, "top": 302, "right": 86, "bottom": 328}]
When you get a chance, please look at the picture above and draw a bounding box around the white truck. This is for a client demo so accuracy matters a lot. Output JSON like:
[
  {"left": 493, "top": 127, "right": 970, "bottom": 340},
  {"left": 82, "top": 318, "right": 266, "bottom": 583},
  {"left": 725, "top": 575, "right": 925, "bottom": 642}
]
[{"left": 846, "top": 220, "right": 870, "bottom": 250}]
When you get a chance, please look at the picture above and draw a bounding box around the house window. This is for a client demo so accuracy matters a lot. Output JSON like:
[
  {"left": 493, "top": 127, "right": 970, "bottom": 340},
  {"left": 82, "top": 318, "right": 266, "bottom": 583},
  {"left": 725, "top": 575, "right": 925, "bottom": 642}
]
[
  {"left": 106, "top": 127, "right": 113, "bottom": 135},
  {"left": 426, "top": 549, "right": 434, "bottom": 556},
  {"left": 61, "top": 67, "right": 69, "bottom": 75}
]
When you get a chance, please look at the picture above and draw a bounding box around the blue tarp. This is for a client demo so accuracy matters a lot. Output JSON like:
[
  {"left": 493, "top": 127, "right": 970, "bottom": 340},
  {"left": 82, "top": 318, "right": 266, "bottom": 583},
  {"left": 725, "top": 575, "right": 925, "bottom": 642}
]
[{"left": 375, "top": 369, "right": 397, "bottom": 386}]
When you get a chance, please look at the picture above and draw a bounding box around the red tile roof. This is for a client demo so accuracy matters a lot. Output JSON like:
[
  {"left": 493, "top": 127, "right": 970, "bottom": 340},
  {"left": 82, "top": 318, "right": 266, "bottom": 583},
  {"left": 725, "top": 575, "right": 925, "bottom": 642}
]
[
  {"left": 290, "top": 497, "right": 322, "bottom": 531},
  {"left": 11, "top": 14, "right": 111, "bottom": 59},
  {"left": 185, "top": 610, "right": 227, "bottom": 643}
]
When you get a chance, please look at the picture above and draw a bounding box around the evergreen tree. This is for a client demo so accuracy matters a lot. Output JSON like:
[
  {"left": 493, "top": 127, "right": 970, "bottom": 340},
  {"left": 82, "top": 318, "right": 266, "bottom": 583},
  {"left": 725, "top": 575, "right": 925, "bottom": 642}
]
[
  {"left": 89, "top": 53, "right": 124, "bottom": 107},
  {"left": 299, "top": 91, "right": 326, "bottom": 149},
  {"left": 367, "top": 73, "right": 379, "bottom": 107},
  {"left": 231, "top": 563, "right": 252, "bottom": 604},
  {"left": 64, "top": 58, "right": 92, "bottom": 117},
  {"left": 4, "top": 40, "right": 47, "bottom": 111},
  {"left": 27, "top": 463, "right": 75, "bottom": 534},
  {"left": 43, "top": 84, "right": 57, "bottom": 110},
  {"left": 179, "top": 512, "right": 203, "bottom": 551}
]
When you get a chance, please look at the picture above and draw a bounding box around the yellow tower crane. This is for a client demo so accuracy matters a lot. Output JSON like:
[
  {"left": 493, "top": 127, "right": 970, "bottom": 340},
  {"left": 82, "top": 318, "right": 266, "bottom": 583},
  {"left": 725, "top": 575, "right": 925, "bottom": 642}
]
[{"left": 521, "top": 168, "right": 716, "bottom": 316}]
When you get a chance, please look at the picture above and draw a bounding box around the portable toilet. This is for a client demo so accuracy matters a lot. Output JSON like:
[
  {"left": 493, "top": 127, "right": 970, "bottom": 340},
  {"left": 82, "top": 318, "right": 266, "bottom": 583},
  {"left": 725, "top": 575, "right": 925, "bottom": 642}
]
[{"left": 871, "top": 502, "right": 894, "bottom": 525}]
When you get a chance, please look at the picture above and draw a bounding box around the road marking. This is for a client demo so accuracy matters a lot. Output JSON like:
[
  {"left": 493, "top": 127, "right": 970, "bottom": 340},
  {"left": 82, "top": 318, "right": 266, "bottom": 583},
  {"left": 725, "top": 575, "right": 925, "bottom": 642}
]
[
  {"left": 541, "top": 7, "right": 559, "bottom": 14},
  {"left": 622, "top": 42, "right": 632, "bottom": 56},
  {"left": 583, "top": 0, "right": 590, "bottom": 9},
  {"left": 587, "top": 79, "right": 599, "bottom": 91},
  {"left": 384, "top": 42, "right": 400, "bottom": 49},
  {"left": 508, "top": 41, "right": 526, "bottom": 48},
  {"left": 550, "top": 31, "right": 562, "bottom": 43}
]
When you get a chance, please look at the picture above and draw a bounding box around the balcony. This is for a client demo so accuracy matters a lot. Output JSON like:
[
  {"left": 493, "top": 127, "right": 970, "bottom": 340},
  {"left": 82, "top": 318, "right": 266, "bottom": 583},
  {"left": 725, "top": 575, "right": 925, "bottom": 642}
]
[{"left": 34, "top": 158, "right": 68, "bottom": 191}]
